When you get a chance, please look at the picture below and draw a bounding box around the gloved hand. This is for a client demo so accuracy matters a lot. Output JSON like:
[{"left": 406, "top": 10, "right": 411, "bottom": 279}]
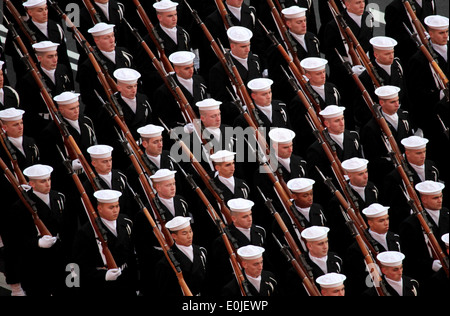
[
  {"left": 105, "top": 268, "right": 122, "bottom": 281},
  {"left": 352, "top": 65, "right": 366, "bottom": 76},
  {"left": 10, "top": 283, "right": 26, "bottom": 296},
  {"left": 38, "top": 235, "right": 57, "bottom": 248},
  {"left": 72, "top": 159, "right": 83, "bottom": 171},
  {"left": 183, "top": 123, "right": 194, "bottom": 134},
  {"left": 432, "top": 259, "right": 442, "bottom": 272}
]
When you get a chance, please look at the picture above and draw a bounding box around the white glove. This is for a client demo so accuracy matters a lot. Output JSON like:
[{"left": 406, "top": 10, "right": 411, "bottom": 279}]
[
  {"left": 105, "top": 268, "right": 122, "bottom": 281},
  {"left": 72, "top": 159, "right": 83, "bottom": 171},
  {"left": 432, "top": 259, "right": 442, "bottom": 272},
  {"left": 352, "top": 65, "right": 366, "bottom": 76},
  {"left": 38, "top": 235, "right": 57, "bottom": 248},
  {"left": 183, "top": 123, "right": 194, "bottom": 134},
  {"left": 10, "top": 283, "right": 26, "bottom": 296}
]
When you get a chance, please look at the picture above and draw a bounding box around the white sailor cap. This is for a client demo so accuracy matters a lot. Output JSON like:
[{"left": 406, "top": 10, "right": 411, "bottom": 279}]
[
  {"left": 166, "top": 216, "right": 191, "bottom": 231},
  {"left": 247, "top": 78, "right": 273, "bottom": 92},
  {"left": 153, "top": 0, "right": 178, "bottom": 12},
  {"left": 137, "top": 124, "right": 164, "bottom": 138},
  {"left": 237, "top": 245, "right": 265, "bottom": 260},
  {"left": 281, "top": 6, "right": 307, "bottom": 19},
  {"left": 87, "top": 145, "right": 114, "bottom": 159},
  {"left": 300, "top": 57, "right": 328, "bottom": 72},
  {"left": 370, "top": 36, "right": 398, "bottom": 50},
  {"left": 23, "top": 0, "right": 46, "bottom": 8},
  {"left": 88, "top": 22, "right": 115, "bottom": 37},
  {"left": 375, "top": 85, "right": 400, "bottom": 100},
  {"left": 415, "top": 180, "right": 445, "bottom": 196},
  {"left": 424, "top": 15, "right": 449, "bottom": 30},
  {"left": 401, "top": 135, "right": 429, "bottom": 151},
  {"left": 196, "top": 98, "right": 222, "bottom": 111},
  {"left": 94, "top": 189, "right": 122, "bottom": 204},
  {"left": 377, "top": 251, "right": 405, "bottom": 267},
  {"left": 287, "top": 178, "right": 315, "bottom": 193},
  {"left": 32, "top": 41, "right": 59, "bottom": 53},
  {"left": 442, "top": 233, "right": 449, "bottom": 247},
  {"left": 227, "top": 198, "right": 254, "bottom": 213},
  {"left": 169, "top": 51, "right": 196, "bottom": 66},
  {"left": 150, "top": 168, "right": 177, "bottom": 182},
  {"left": 301, "top": 225, "right": 330, "bottom": 242},
  {"left": 113, "top": 68, "right": 141, "bottom": 85},
  {"left": 0, "top": 108, "right": 25, "bottom": 121},
  {"left": 210, "top": 150, "right": 236, "bottom": 163},
  {"left": 319, "top": 105, "right": 345, "bottom": 119},
  {"left": 227, "top": 26, "right": 253, "bottom": 43},
  {"left": 268, "top": 127, "right": 296, "bottom": 144},
  {"left": 53, "top": 91, "right": 80, "bottom": 105},
  {"left": 316, "top": 273, "right": 346, "bottom": 288},
  {"left": 23, "top": 164, "right": 53, "bottom": 180},
  {"left": 341, "top": 157, "right": 369, "bottom": 173},
  {"left": 362, "top": 203, "right": 389, "bottom": 218}
]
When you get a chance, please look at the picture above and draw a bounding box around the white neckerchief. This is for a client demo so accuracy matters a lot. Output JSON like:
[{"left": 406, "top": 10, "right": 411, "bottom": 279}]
[
  {"left": 95, "top": 1, "right": 110, "bottom": 20},
  {"left": 121, "top": 95, "right": 137, "bottom": 114},
  {"left": 0, "top": 88, "right": 3, "bottom": 105},
  {"left": 159, "top": 196, "right": 176, "bottom": 217},
  {"left": 425, "top": 208, "right": 441, "bottom": 227},
  {"left": 432, "top": 43, "right": 448, "bottom": 62},
  {"left": 99, "top": 172, "right": 112, "bottom": 189},
  {"left": 376, "top": 60, "right": 392, "bottom": 76},
  {"left": 277, "top": 156, "right": 291, "bottom": 173},
  {"left": 383, "top": 111, "right": 399, "bottom": 131},
  {"left": 329, "top": 132, "right": 344, "bottom": 149},
  {"left": 34, "top": 191, "right": 51, "bottom": 208},
  {"left": 160, "top": 25, "right": 178, "bottom": 44},
  {"left": 311, "top": 84, "right": 326, "bottom": 101},
  {"left": 386, "top": 277, "right": 403, "bottom": 296},
  {"left": 236, "top": 226, "right": 251, "bottom": 241},
  {"left": 290, "top": 31, "right": 308, "bottom": 51},
  {"left": 8, "top": 136, "right": 25, "bottom": 156},
  {"left": 205, "top": 127, "right": 221, "bottom": 142},
  {"left": 369, "top": 229, "right": 389, "bottom": 250},
  {"left": 218, "top": 175, "right": 235, "bottom": 193},
  {"left": 246, "top": 273, "right": 261, "bottom": 292},
  {"left": 347, "top": 11, "right": 362, "bottom": 27},
  {"left": 350, "top": 183, "right": 366, "bottom": 201},
  {"left": 295, "top": 204, "right": 311, "bottom": 222},
  {"left": 226, "top": 3, "right": 242, "bottom": 21},
  {"left": 147, "top": 153, "right": 161, "bottom": 169},
  {"left": 255, "top": 104, "right": 272, "bottom": 122},
  {"left": 100, "top": 50, "right": 116, "bottom": 64},
  {"left": 231, "top": 52, "right": 248, "bottom": 70},
  {"left": 41, "top": 67, "right": 56, "bottom": 84},
  {"left": 32, "top": 20, "right": 48, "bottom": 37},
  {"left": 409, "top": 163, "right": 426, "bottom": 182},
  {"left": 309, "top": 253, "right": 328, "bottom": 274},
  {"left": 176, "top": 244, "right": 194, "bottom": 262},
  {"left": 177, "top": 75, "right": 194, "bottom": 95},
  {"left": 101, "top": 218, "right": 117, "bottom": 236},
  {"left": 65, "top": 118, "right": 81, "bottom": 134}
]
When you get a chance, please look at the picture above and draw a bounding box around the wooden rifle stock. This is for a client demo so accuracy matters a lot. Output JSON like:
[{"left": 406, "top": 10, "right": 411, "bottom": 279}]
[
  {"left": 82, "top": 0, "right": 103, "bottom": 24},
  {"left": 58, "top": 147, "right": 118, "bottom": 270},
  {"left": 258, "top": 187, "right": 321, "bottom": 296},
  {"left": 0, "top": 157, "right": 52, "bottom": 237},
  {"left": 132, "top": 0, "right": 174, "bottom": 73},
  {"left": 4, "top": 0, "right": 37, "bottom": 45},
  {"left": 214, "top": 0, "right": 233, "bottom": 29}
]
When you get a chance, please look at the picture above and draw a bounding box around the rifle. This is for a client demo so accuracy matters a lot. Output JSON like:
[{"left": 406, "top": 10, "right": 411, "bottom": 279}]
[
  {"left": 58, "top": 146, "right": 118, "bottom": 270},
  {"left": 0, "top": 157, "right": 52, "bottom": 237},
  {"left": 3, "top": 11, "right": 102, "bottom": 192},
  {"left": 159, "top": 119, "right": 233, "bottom": 224},
  {"left": 339, "top": 51, "right": 449, "bottom": 278},
  {"left": 82, "top": 0, "right": 104, "bottom": 25},
  {"left": 4, "top": 0, "right": 37, "bottom": 45},
  {"left": 132, "top": 0, "right": 174, "bottom": 73},
  {"left": 170, "top": 155, "right": 252, "bottom": 296},
  {"left": 214, "top": 0, "right": 233, "bottom": 30},
  {"left": 0, "top": 122, "right": 28, "bottom": 185},
  {"left": 125, "top": 179, "right": 193, "bottom": 296},
  {"left": 257, "top": 186, "right": 321, "bottom": 296},
  {"left": 114, "top": 126, "right": 174, "bottom": 247}
]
